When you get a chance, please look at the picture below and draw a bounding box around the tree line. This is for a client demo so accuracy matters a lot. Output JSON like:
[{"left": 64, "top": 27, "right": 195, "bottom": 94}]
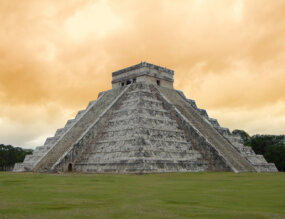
[
  {"left": 0, "top": 144, "right": 33, "bottom": 171},
  {"left": 233, "top": 130, "right": 285, "bottom": 171}
]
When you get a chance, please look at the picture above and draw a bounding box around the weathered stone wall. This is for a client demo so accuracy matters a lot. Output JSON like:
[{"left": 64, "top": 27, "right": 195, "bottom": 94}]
[
  {"left": 156, "top": 86, "right": 260, "bottom": 172},
  {"left": 136, "top": 75, "right": 173, "bottom": 88},
  {"left": 32, "top": 87, "right": 125, "bottom": 172},
  {"left": 15, "top": 61, "right": 278, "bottom": 173},
  {"left": 52, "top": 85, "right": 131, "bottom": 172},
  {"left": 174, "top": 90, "right": 278, "bottom": 172},
  {"left": 151, "top": 85, "right": 231, "bottom": 171},
  {"left": 13, "top": 97, "right": 100, "bottom": 172},
  {"left": 65, "top": 83, "right": 208, "bottom": 173},
  {"left": 112, "top": 62, "right": 174, "bottom": 89}
]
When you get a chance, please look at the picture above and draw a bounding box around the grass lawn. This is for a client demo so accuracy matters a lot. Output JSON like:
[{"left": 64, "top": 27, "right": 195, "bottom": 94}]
[{"left": 0, "top": 172, "right": 284, "bottom": 218}]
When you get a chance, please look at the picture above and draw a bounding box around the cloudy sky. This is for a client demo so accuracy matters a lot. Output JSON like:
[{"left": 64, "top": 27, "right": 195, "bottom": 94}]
[{"left": 0, "top": 0, "right": 285, "bottom": 149}]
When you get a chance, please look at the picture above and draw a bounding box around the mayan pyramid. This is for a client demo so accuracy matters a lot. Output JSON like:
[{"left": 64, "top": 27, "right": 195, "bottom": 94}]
[{"left": 14, "top": 62, "right": 278, "bottom": 173}]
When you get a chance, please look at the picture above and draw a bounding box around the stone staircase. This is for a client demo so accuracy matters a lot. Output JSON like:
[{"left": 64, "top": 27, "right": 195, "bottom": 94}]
[
  {"left": 74, "top": 83, "right": 208, "bottom": 173},
  {"left": 179, "top": 92, "right": 277, "bottom": 172},
  {"left": 14, "top": 87, "right": 125, "bottom": 172},
  {"left": 157, "top": 86, "right": 277, "bottom": 172},
  {"left": 13, "top": 99, "right": 97, "bottom": 172},
  {"left": 157, "top": 86, "right": 259, "bottom": 172}
]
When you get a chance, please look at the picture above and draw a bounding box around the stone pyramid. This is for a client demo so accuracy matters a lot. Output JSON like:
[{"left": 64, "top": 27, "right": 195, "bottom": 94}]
[{"left": 14, "top": 62, "right": 278, "bottom": 173}]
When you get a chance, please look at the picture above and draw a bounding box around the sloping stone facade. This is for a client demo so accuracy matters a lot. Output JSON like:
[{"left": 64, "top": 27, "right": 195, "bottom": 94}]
[{"left": 13, "top": 62, "right": 278, "bottom": 173}]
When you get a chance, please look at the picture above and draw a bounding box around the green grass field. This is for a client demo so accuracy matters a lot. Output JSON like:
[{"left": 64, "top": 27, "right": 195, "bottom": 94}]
[{"left": 0, "top": 172, "right": 284, "bottom": 218}]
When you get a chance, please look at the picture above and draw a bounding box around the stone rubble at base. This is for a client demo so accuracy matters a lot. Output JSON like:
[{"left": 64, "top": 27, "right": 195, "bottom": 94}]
[{"left": 13, "top": 62, "right": 278, "bottom": 173}]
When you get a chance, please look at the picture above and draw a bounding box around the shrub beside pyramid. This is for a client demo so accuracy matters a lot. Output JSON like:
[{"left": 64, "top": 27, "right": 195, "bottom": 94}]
[{"left": 14, "top": 62, "right": 278, "bottom": 173}]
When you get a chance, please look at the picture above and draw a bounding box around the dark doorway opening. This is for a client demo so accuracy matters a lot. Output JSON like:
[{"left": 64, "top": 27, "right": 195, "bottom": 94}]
[
  {"left": 68, "top": 163, "right": 72, "bottom": 172},
  {"left": 156, "top": 80, "right": 160, "bottom": 86},
  {"left": 121, "top": 82, "right": 124, "bottom": 86},
  {"left": 126, "top": 80, "right": 131, "bottom": 85}
]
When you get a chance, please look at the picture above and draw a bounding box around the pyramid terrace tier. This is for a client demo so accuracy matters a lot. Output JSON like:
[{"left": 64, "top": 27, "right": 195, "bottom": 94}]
[
  {"left": 79, "top": 156, "right": 205, "bottom": 164},
  {"left": 75, "top": 159, "right": 208, "bottom": 173},
  {"left": 75, "top": 156, "right": 208, "bottom": 173},
  {"left": 86, "top": 141, "right": 194, "bottom": 153},
  {"left": 100, "top": 126, "right": 185, "bottom": 138}
]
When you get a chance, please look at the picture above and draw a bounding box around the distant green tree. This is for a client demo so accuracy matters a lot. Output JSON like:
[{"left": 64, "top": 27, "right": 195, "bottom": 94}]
[
  {"left": 249, "top": 135, "right": 284, "bottom": 155},
  {"left": 264, "top": 143, "right": 285, "bottom": 171},
  {"left": 0, "top": 144, "right": 33, "bottom": 171}
]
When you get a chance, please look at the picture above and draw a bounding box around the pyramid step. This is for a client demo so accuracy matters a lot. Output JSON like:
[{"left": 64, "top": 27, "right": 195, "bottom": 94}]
[
  {"left": 75, "top": 159, "right": 208, "bottom": 173},
  {"left": 102, "top": 126, "right": 184, "bottom": 134},
  {"left": 215, "top": 127, "right": 231, "bottom": 136},
  {"left": 107, "top": 119, "right": 179, "bottom": 130},
  {"left": 93, "top": 144, "right": 191, "bottom": 154},
  {"left": 208, "top": 118, "right": 220, "bottom": 127},
  {"left": 86, "top": 100, "right": 97, "bottom": 109},
  {"left": 123, "top": 98, "right": 140, "bottom": 104},
  {"left": 100, "top": 128, "right": 184, "bottom": 139},
  {"left": 252, "top": 163, "right": 278, "bottom": 172},
  {"left": 108, "top": 115, "right": 176, "bottom": 123},
  {"left": 34, "top": 146, "right": 45, "bottom": 151},
  {"left": 126, "top": 90, "right": 155, "bottom": 99},
  {"left": 113, "top": 106, "right": 168, "bottom": 114},
  {"left": 140, "top": 97, "right": 162, "bottom": 104},
  {"left": 120, "top": 97, "right": 163, "bottom": 110},
  {"left": 224, "top": 135, "right": 243, "bottom": 144},
  {"left": 94, "top": 138, "right": 189, "bottom": 147},
  {"left": 55, "top": 128, "right": 65, "bottom": 137},
  {"left": 197, "top": 108, "right": 209, "bottom": 118},
  {"left": 83, "top": 144, "right": 196, "bottom": 154},
  {"left": 44, "top": 136, "right": 60, "bottom": 146},
  {"left": 13, "top": 163, "right": 25, "bottom": 172},
  {"left": 78, "top": 149, "right": 204, "bottom": 160},
  {"left": 99, "top": 131, "right": 186, "bottom": 142},
  {"left": 187, "top": 99, "right": 197, "bottom": 108},
  {"left": 137, "top": 101, "right": 164, "bottom": 110},
  {"left": 232, "top": 143, "right": 255, "bottom": 155},
  {"left": 78, "top": 156, "right": 205, "bottom": 165},
  {"left": 246, "top": 155, "right": 268, "bottom": 164},
  {"left": 75, "top": 109, "right": 86, "bottom": 120},
  {"left": 127, "top": 89, "right": 152, "bottom": 95},
  {"left": 94, "top": 134, "right": 187, "bottom": 144},
  {"left": 98, "top": 136, "right": 186, "bottom": 144},
  {"left": 64, "top": 119, "right": 76, "bottom": 129},
  {"left": 112, "top": 107, "right": 170, "bottom": 119}
]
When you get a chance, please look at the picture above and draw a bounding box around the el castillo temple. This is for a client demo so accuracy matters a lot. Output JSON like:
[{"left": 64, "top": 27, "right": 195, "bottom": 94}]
[{"left": 14, "top": 62, "right": 277, "bottom": 173}]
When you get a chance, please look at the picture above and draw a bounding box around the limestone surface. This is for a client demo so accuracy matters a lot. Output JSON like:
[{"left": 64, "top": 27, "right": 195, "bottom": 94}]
[{"left": 13, "top": 62, "right": 278, "bottom": 173}]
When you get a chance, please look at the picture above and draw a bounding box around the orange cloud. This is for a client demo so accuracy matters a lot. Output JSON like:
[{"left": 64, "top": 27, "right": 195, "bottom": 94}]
[{"left": 0, "top": 0, "right": 284, "bottom": 148}]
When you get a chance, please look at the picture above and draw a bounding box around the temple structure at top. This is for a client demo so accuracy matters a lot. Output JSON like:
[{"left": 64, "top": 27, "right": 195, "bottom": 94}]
[{"left": 112, "top": 62, "right": 174, "bottom": 89}]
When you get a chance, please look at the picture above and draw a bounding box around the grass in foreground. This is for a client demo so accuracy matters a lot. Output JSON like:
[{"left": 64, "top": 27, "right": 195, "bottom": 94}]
[{"left": 0, "top": 172, "right": 284, "bottom": 218}]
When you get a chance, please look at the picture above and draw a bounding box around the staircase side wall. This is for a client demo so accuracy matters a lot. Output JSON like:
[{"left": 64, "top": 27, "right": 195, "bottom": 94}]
[
  {"left": 175, "top": 90, "right": 278, "bottom": 172},
  {"left": 72, "top": 83, "right": 208, "bottom": 173},
  {"left": 52, "top": 85, "right": 131, "bottom": 172},
  {"left": 32, "top": 87, "right": 124, "bottom": 172},
  {"left": 156, "top": 86, "right": 259, "bottom": 172},
  {"left": 152, "top": 85, "right": 232, "bottom": 172}
]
